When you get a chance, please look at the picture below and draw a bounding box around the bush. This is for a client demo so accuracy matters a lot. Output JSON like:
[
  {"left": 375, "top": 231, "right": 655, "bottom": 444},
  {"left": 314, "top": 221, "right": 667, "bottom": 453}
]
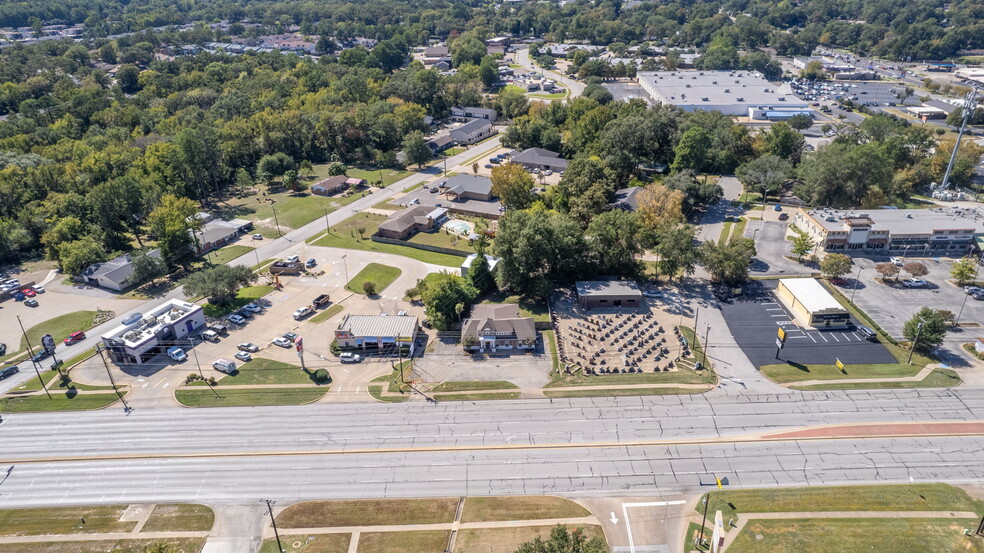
[
  {"left": 363, "top": 280, "right": 377, "bottom": 295},
  {"left": 314, "top": 368, "right": 330, "bottom": 382}
]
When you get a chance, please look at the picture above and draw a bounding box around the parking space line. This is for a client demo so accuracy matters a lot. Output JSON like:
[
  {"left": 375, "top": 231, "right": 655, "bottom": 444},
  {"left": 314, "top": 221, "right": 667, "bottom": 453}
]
[
  {"left": 851, "top": 333, "right": 862, "bottom": 340},
  {"left": 817, "top": 333, "right": 829, "bottom": 343},
  {"left": 806, "top": 333, "right": 817, "bottom": 343},
  {"left": 841, "top": 333, "right": 852, "bottom": 341}
]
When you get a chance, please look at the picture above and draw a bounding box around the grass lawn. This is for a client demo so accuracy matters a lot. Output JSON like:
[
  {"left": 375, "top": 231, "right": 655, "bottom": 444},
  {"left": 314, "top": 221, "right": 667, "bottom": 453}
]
[
  {"left": 461, "top": 496, "right": 590, "bottom": 523},
  {"left": 209, "top": 244, "right": 254, "bottom": 265},
  {"left": 259, "top": 533, "right": 351, "bottom": 553},
  {"left": 543, "top": 387, "right": 707, "bottom": 398},
  {"left": 455, "top": 525, "right": 606, "bottom": 553},
  {"left": 309, "top": 304, "right": 345, "bottom": 324},
  {"left": 696, "top": 484, "right": 982, "bottom": 522},
  {"left": 309, "top": 213, "right": 464, "bottom": 267},
  {"left": 140, "top": 504, "right": 215, "bottom": 533},
  {"left": 682, "top": 521, "right": 712, "bottom": 553},
  {"left": 431, "top": 381, "right": 519, "bottom": 393},
  {"left": 174, "top": 387, "right": 327, "bottom": 407},
  {"left": 543, "top": 329, "right": 559, "bottom": 371},
  {"left": 434, "top": 392, "right": 521, "bottom": 401},
  {"left": 759, "top": 361, "right": 924, "bottom": 383},
  {"left": 503, "top": 84, "right": 528, "bottom": 95},
  {"left": 547, "top": 368, "right": 715, "bottom": 388},
  {"left": 529, "top": 91, "right": 568, "bottom": 100},
  {"left": 727, "top": 518, "right": 983, "bottom": 553},
  {"left": 481, "top": 292, "right": 549, "bottom": 322},
  {"left": 0, "top": 391, "right": 123, "bottom": 412},
  {"left": 202, "top": 285, "right": 274, "bottom": 318},
  {"left": 345, "top": 263, "right": 402, "bottom": 294},
  {"left": 215, "top": 358, "right": 317, "bottom": 386},
  {"left": 12, "top": 365, "right": 116, "bottom": 393},
  {"left": 345, "top": 167, "right": 412, "bottom": 187},
  {"left": 445, "top": 147, "right": 467, "bottom": 156},
  {"left": 407, "top": 228, "right": 474, "bottom": 252},
  {"left": 277, "top": 498, "right": 458, "bottom": 528},
  {"left": 368, "top": 384, "right": 409, "bottom": 402},
  {"left": 0, "top": 505, "right": 135, "bottom": 536},
  {"left": 792, "top": 367, "right": 962, "bottom": 390},
  {"left": 358, "top": 530, "right": 450, "bottom": 553},
  {"left": 218, "top": 187, "right": 367, "bottom": 238},
  {"left": 0, "top": 538, "right": 207, "bottom": 553},
  {"left": 19, "top": 310, "right": 97, "bottom": 353}
]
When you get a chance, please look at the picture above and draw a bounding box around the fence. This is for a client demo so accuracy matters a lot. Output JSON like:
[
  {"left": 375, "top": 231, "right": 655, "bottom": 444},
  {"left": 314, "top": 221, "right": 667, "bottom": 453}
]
[{"left": 370, "top": 235, "right": 472, "bottom": 258}]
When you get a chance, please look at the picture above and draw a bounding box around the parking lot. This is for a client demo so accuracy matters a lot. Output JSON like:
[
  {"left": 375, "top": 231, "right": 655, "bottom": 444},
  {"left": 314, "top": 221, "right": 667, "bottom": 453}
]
[{"left": 720, "top": 281, "right": 896, "bottom": 368}]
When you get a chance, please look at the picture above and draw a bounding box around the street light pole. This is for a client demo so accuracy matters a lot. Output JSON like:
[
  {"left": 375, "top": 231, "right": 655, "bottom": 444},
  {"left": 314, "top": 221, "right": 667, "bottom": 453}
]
[
  {"left": 251, "top": 237, "right": 261, "bottom": 267},
  {"left": 16, "top": 315, "right": 50, "bottom": 399},
  {"left": 907, "top": 320, "right": 924, "bottom": 364},
  {"left": 271, "top": 201, "right": 283, "bottom": 237},
  {"left": 341, "top": 254, "right": 349, "bottom": 284},
  {"left": 264, "top": 499, "right": 285, "bottom": 553},
  {"left": 850, "top": 266, "right": 863, "bottom": 303},
  {"left": 701, "top": 324, "right": 710, "bottom": 367}
]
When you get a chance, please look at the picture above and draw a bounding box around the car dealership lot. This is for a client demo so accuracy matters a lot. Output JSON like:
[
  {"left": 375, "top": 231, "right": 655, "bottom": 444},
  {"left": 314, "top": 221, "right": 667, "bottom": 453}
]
[{"left": 719, "top": 281, "right": 896, "bottom": 368}]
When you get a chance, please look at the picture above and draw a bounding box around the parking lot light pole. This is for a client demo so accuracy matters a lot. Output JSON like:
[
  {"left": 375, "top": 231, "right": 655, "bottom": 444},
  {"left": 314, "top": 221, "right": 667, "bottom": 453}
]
[
  {"left": 907, "top": 320, "right": 924, "bottom": 365},
  {"left": 956, "top": 262, "right": 981, "bottom": 326},
  {"left": 850, "top": 266, "right": 863, "bottom": 302}
]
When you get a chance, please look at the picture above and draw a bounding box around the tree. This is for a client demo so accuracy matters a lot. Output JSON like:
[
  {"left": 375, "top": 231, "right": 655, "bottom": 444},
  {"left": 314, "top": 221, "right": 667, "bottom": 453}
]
[
  {"left": 516, "top": 525, "right": 607, "bottom": 553},
  {"left": 665, "top": 171, "right": 723, "bottom": 214},
  {"left": 130, "top": 249, "right": 167, "bottom": 286},
  {"left": 146, "top": 195, "right": 200, "bottom": 265},
  {"left": 362, "top": 281, "right": 377, "bottom": 296},
  {"left": 491, "top": 164, "right": 536, "bottom": 210},
  {"left": 801, "top": 60, "right": 827, "bottom": 81},
  {"left": 57, "top": 237, "right": 107, "bottom": 275},
  {"left": 786, "top": 114, "right": 814, "bottom": 131},
  {"left": 636, "top": 183, "right": 684, "bottom": 231},
  {"left": 493, "top": 209, "right": 587, "bottom": 300},
  {"left": 761, "top": 122, "right": 805, "bottom": 164},
  {"left": 116, "top": 64, "right": 141, "bottom": 94},
  {"left": 257, "top": 153, "right": 296, "bottom": 180},
  {"left": 420, "top": 272, "right": 478, "bottom": 330},
  {"left": 183, "top": 264, "right": 257, "bottom": 306},
  {"left": 950, "top": 258, "right": 978, "bottom": 285},
  {"left": 820, "top": 253, "right": 852, "bottom": 279},
  {"left": 903, "top": 262, "right": 928, "bottom": 279},
  {"left": 402, "top": 131, "right": 431, "bottom": 169},
  {"left": 791, "top": 234, "right": 815, "bottom": 263},
  {"left": 671, "top": 127, "right": 712, "bottom": 173},
  {"left": 283, "top": 170, "right": 299, "bottom": 193},
  {"left": 653, "top": 223, "right": 699, "bottom": 280},
  {"left": 735, "top": 155, "right": 793, "bottom": 201},
  {"left": 468, "top": 252, "right": 495, "bottom": 293},
  {"left": 700, "top": 235, "right": 756, "bottom": 285},
  {"left": 875, "top": 262, "right": 900, "bottom": 281},
  {"left": 99, "top": 43, "right": 117, "bottom": 64},
  {"left": 496, "top": 86, "right": 529, "bottom": 119},
  {"left": 903, "top": 307, "right": 949, "bottom": 353},
  {"left": 584, "top": 210, "right": 645, "bottom": 277}
]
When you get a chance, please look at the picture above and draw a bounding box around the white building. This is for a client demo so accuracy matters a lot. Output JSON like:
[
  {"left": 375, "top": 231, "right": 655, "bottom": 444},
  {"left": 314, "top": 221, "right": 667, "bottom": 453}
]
[
  {"left": 776, "top": 278, "right": 850, "bottom": 329},
  {"left": 638, "top": 70, "right": 808, "bottom": 116},
  {"left": 101, "top": 299, "right": 206, "bottom": 365}
]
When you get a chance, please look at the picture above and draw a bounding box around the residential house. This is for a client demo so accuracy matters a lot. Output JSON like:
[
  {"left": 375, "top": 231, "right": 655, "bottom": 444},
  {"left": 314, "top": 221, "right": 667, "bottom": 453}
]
[
  {"left": 451, "top": 106, "right": 498, "bottom": 122},
  {"left": 190, "top": 213, "right": 253, "bottom": 254},
  {"left": 78, "top": 249, "right": 162, "bottom": 292},
  {"left": 461, "top": 304, "right": 536, "bottom": 352},
  {"left": 375, "top": 205, "right": 449, "bottom": 240},
  {"left": 449, "top": 119, "right": 495, "bottom": 145},
  {"left": 511, "top": 148, "right": 569, "bottom": 172},
  {"left": 310, "top": 175, "right": 350, "bottom": 196},
  {"left": 443, "top": 174, "right": 494, "bottom": 201},
  {"left": 433, "top": 59, "right": 453, "bottom": 71},
  {"left": 335, "top": 314, "right": 419, "bottom": 351},
  {"left": 610, "top": 187, "right": 642, "bottom": 212},
  {"left": 426, "top": 134, "right": 455, "bottom": 154}
]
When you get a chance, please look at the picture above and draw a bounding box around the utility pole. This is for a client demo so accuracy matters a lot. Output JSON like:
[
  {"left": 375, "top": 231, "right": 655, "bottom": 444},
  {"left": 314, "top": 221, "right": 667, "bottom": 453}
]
[
  {"left": 701, "top": 324, "right": 710, "bottom": 366},
  {"left": 16, "top": 315, "right": 50, "bottom": 399},
  {"left": 697, "top": 494, "right": 710, "bottom": 549},
  {"left": 341, "top": 254, "right": 349, "bottom": 284},
  {"left": 96, "top": 344, "right": 129, "bottom": 412},
  {"left": 189, "top": 338, "right": 219, "bottom": 398},
  {"left": 942, "top": 87, "right": 980, "bottom": 191},
  {"left": 251, "top": 237, "right": 261, "bottom": 267},
  {"left": 271, "top": 202, "right": 283, "bottom": 237},
  {"left": 907, "top": 320, "right": 924, "bottom": 364},
  {"left": 850, "top": 266, "right": 863, "bottom": 303},
  {"left": 264, "top": 500, "right": 285, "bottom": 553},
  {"left": 324, "top": 208, "right": 330, "bottom": 232}
]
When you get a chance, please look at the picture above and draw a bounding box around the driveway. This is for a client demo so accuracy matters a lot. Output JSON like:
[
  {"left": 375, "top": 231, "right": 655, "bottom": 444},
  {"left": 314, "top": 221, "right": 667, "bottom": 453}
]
[
  {"left": 413, "top": 335, "right": 552, "bottom": 390},
  {"left": 744, "top": 220, "right": 810, "bottom": 276},
  {"left": 514, "top": 47, "right": 585, "bottom": 98}
]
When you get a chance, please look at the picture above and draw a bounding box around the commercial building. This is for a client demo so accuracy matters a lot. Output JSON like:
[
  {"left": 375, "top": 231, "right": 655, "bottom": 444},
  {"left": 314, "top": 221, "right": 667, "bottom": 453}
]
[
  {"left": 638, "top": 71, "right": 807, "bottom": 116},
  {"left": 190, "top": 213, "right": 252, "bottom": 254},
  {"left": 334, "top": 314, "right": 419, "bottom": 350},
  {"left": 375, "top": 205, "right": 448, "bottom": 240},
  {"left": 776, "top": 278, "right": 850, "bottom": 329},
  {"left": 78, "top": 249, "right": 161, "bottom": 291},
  {"left": 907, "top": 105, "right": 947, "bottom": 120},
  {"left": 449, "top": 119, "right": 495, "bottom": 145},
  {"left": 443, "top": 174, "right": 494, "bottom": 201},
  {"left": 451, "top": 106, "right": 498, "bottom": 122},
  {"left": 511, "top": 148, "right": 569, "bottom": 172},
  {"left": 575, "top": 280, "right": 642, "bottom": 309},
  {"left": 101, "top": 299, "right": 206, "bottom": 365},
  {"left": 793, "top": 207, "right": 984, "bottom": 256},
  {"left": 461, "top": 304, "right": 536, "bottom": 353}
]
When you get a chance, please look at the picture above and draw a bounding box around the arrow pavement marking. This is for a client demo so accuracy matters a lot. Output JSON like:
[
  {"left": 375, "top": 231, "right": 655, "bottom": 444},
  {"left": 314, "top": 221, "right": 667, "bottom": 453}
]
[
  {"left": 610, "top": 512, "right": 619, "bottom": 524},
  {"left": 622, "top": 500, "right": 686, "bottom": 553}
]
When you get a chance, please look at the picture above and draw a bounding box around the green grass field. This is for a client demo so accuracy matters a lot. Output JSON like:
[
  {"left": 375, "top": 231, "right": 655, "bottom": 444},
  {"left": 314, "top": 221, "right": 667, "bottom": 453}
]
[
  {"left": 219, "top": 188, "right": 366, "bottom": 238},
  {"left": 209, "top": 244, "right": 254, "bottom": 265},
  {"left": 309, "top": 213, "right": 464, "bottom": 267},
  {"left": 140, "top": 504, "right": 215, "bottom": 533},
  {"left": 18, "top": 310, "right": 97, "bottom": 353},
  {"left": 430, "top": 381, "right": 519, "bottom": 393},
  {"left": 0, "top": 505, "right": 136, "bottom": 536},
  {"left": 0, "top": 538, "right": 207, "bottom": 553},
  {"left": 461, "top": 496, "right": 590, "bottom": 522},
  {"left": 0, "top": 391, "right": 123, "bottom": 413},
  {"left": 278, "top": 498, "right": 458, "bottom": 527},
  {"left": 792, "top": 367, "right": 962, "bottom": 390},
  {"left": 543, "top": 387, "right": 707, "bottom": 398},
  {"left": 433, "top": 392, "right": 521, "bottom": 401},
  {"left": 216, "top": 358, "right": 317, "bottom": 386},
  {"left": 309, "top": 303, "right": 345, "bottom": 324},
  {"left": 358, "top": 530, "right": 450, "bottom": 553},
  {"left": 455, "top": 525, "right": 607, "bottom": 553},
  {"left": 345, "top": 263, "right": 402, "bottom": 294},
  {"left": 259, "top": 533, "right": 351, "bottom": 553},
  {"left": 760, "top": 362, "right": 923, "bottom": 383},
  {"left": 174, "top": 387, "right": 327, "bottom": 407},
  {"left": 480, "top": 293, "right": 549, "bottom": 322}
]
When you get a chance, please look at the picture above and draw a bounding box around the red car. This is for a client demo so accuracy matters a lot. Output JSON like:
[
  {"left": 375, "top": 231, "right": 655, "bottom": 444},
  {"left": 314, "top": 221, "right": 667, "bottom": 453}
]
[
  {"left": 830, "top": 277, "right": 848, "bottom": 286},
  {"left": 64, "top": 331, "right": 86, "bottom": 345},
  {"left": 21, "top": 288, "right": 36, "bottom": 297}
]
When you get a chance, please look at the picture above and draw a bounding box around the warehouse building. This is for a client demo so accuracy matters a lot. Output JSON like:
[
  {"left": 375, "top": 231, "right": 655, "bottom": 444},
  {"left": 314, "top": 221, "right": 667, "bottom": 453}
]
[
  {"left": 575, "top": 280, "right": 642, "bottom": 309},
  {"left": 793, "top": 207, "right": 984, "bottom": 256},
  {"left": 638, "top": 70, "right": 808, "bottom": 116},
  {"left": 776, "top": 278, "right": 850, "bottom": 329}
]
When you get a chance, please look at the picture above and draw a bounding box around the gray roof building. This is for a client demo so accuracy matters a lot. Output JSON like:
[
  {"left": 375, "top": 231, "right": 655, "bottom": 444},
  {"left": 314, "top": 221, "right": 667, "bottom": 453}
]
[
  {"left": 511, "top": 148, "right": 569, "bottom": 171},
  {"left": 576, "top": 280, "right": 643, "bottom": 308},
  {"left": 444, "top": 174, "right": 494, "bottom": 200},
  {"left": 611, "top": 187, "right": 642, "bottom": 211},
  {"left": 376, "top": 205, "right": 448, "bottom": 239},
  {"left": 79, "top": 249, "right": 162, "bottom": 291},
  {"left": 449, "top": 119, "right": 494, "bottom": 144},
  {"left": 638, "top": 70, "right": 807, "bottom": 115},
  {"left": 451, "top": 106, "right": 498, "bottom": 121},
  {"left": 461, "top": 304, "right": 536, "bottom": 350},
  {"left": 334, "top": 314, "right": 419, "bottom": 350}
]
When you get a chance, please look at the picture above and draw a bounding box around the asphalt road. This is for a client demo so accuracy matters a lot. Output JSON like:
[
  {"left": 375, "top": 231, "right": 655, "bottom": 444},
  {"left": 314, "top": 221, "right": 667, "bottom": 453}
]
[
  {"left": 3, "top": 388, "right": 984, "bottom": 507},
  {"left": 514, "top": 47, "right": 586, "bottom": 98},
  {"left": 0, "top": 137, "right": 504, "bottom": 395}
]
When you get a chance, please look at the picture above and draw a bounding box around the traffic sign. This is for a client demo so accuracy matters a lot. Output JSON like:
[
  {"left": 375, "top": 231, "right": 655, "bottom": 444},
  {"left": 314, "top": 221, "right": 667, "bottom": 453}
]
[
  {"left": 835, "top": 358, "right": 845, "bottom": 372},
  {"left": 777, "top": 327, "right": 786, "bottom": 342},
  {"left": 41, "top": 334, "right": 55, "bottom": 354},
  {"left": 295, "top": 337, "right": 303, "bottom": 353},
  {"left": 775, "top": 337, "right": 783, "bottom": 349}
]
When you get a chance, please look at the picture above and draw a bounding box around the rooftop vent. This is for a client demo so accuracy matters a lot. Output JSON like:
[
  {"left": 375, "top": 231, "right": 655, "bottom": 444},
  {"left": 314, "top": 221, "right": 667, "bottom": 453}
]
[
  {"left": 724, "top": 89, "right": 730, "bottom": 93},
  {"left": 712, "top": 80, "right": 717, "bottom": 85},
  {"left": 736, "top": 97, "right": 744, "bottom": 101},
  {"left": 685, "top": 84, "right": 691, "bottom": 88},
  {"left": 701, "top": 97, "right": 709, "bottom": 101}
]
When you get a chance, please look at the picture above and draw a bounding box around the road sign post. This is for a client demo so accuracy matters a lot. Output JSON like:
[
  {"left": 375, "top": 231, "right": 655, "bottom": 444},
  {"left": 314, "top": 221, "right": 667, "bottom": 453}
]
[
  {"left": 295, "top": 337, "right": 305, "bottom": 370},
  {"left": 776, "top": 327, "right": 786, "bottom": 360},
  {"left": 775, "top": 337, "right": 783, "bottom": 359},
  {"left": 836, "top": 358, "right": 845, "bottom": 373}
]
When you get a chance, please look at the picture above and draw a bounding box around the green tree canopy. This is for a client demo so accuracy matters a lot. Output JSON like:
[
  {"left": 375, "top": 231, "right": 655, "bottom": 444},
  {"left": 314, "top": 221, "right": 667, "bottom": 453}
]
[
  {"left": 183, "top": 264, "right": 257, "bottom": 306},
  {"left": 903, "top": 307, "right": 949, "bottom": 353}
]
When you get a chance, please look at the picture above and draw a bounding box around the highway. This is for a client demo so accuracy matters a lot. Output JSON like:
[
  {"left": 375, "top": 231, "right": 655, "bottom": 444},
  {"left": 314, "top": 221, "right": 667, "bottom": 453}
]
[{"left": 2, "top": 388, "right": 984, "bottom": 507}]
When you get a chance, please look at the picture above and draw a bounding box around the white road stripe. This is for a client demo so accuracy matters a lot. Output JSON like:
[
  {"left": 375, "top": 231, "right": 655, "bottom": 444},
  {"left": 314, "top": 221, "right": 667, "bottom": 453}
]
[{"left": 807, "top": 333, "right": 817, "bottom": 343}]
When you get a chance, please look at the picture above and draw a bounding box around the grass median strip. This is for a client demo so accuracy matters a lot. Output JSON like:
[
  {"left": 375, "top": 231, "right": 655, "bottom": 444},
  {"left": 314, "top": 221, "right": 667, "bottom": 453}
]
[
  {"left": 456, "top": 525, "right": 605, "bottom": 553},
  {"left": 430, "top": 381, "right": 519, "bottom": 393},
  {"left": 259, "top": 533, "right": 350, "bottom": 553},
  {"left": 0, "top": 391, "right": 123, "bottom": 412},
  {"left": 358, "top": 530, "right": 450, "bottom": 553},
  {"left": 309, "top": 304, "right": 345, "bottom": 324},
  {"left": 213, "top": 358, "right": 317, "bottom": 386},
  {"left": 727, "top": 518, "right": 981, "bottom": 553},
  {"left": 461, "top": 496, "right": 590, "bottom": 522},
  {"left": 175, "top": 387, "right": 327, "bottom": 408},
  {"left": 434, "top": 392, "right": 521, "bottom": 401},
  {"left": 18, "top": 310, "right": 97, "bottom": 353},
  {"left": 543, "top": 387, "right": 708, "bottom": 398},
  {"left": 0, "top": 505, "right": 136, "bottom": 536},
  {"left": 277, "top": 498, "right": 458, "bottom": 527},
  {"left": 0, "top": 538, "right": 207, "bottom": 553},
  {"left": 140, "top": 504, "right": 215, "bottom": 533},
  {"left": 790, "top": 368, "right": 962, "bottom": 390}
]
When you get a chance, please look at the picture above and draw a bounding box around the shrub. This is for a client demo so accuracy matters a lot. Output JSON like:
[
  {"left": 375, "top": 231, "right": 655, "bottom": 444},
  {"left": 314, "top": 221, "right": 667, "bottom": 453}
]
[
  {"left": 363, "top": 280, "right": 377, "bottom": 295},
  {"left": 314, "top": 368, "right": 330, "bottom": 382}
]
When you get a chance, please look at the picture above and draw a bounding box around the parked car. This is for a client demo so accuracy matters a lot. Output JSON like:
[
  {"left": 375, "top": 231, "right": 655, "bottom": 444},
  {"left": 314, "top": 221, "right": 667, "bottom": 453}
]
[
  {"left": 13, "top": 291, "right": 25, "bottom": 301},
  {"left": 234, "top": 351, "right": 252, "bottom": 362},
  {"left": 252, "top": 233, "right": 263, "bottom": 240},
  {"left": 282, "top": 332, "right": 298, "bottom": 343},
  {"left": 306, "top": 258, "right": 317, "bottom": 268},
  {"left": 212, "top": 359, "right": 237, "bottom": 374},
  {"left": 642, "top": 290, "right": 663, "bottom": 298},
  {"left": 484, "top": 164, "right": 494, "bottom": 169},
  {"left": 544, "top": 170, "right": 553, "bottom": 176},
  {"left": 890, "top": 256, "right": 904, "bottom": 266},
  {"left": 0, "top": 364, "right": 19, "bottom": 379},
  {"left": 286, "top": 255, "right": 300, "bottom": 263},
  {"left": 238, "top": 342, "right": 259, "bottom": 352},
  {"left": 293, "top": 306, "right": 314, "bottom": 320},
  {"left": 24, "top": 299, "right": 38, "bottom": 307},
  {"left": 778, "top": 213, "right": 789, "bottom": 221},
  {"left": 32, "top": 285, "right": 44, "bottom": 294},
  {"left": 167, "top": 347, "right": 187, "bottom": 362},
  {"left": 122, "top": 312, "right": 143, "bottom": 325},
  {"left": 272, "top": 336, "right": 292, "bottom": 348},
  {"left": 902, "top": 278, "right": 928, "bottom": 288},
  {"left": 21, "top": 288, "right": 36, "bottom": 297},
  {"left": 773, "top": 204, "right": 782, "bottom": 211},
  {"left": 0, "top": 343, "right": 6, "bottom": 356},
  {"left": 829, "top": 277, "right": 848, "bottom": 285},
  {"left": 227, "top": 313, "right": 246, "bottom": 325},
  {"left": 243, "top": 303, "right": 263, "bottom": 313},
  {"left": 339, "top": 352, "right": 361, "bottom": 363},
  {"left": 64, "top": 331, "right": 86, "bottom": 345},
  {"left": 236, "top": 308, "right": 254, "bottom": 319},
  {"left": 856, "top": 326, "right": 878, "bottom": 341},
  {"left": 965, "top": 286, "right": 984, "bottom": 295},
  {"left": 202, "top": 330, "right": 221, "bottom": 342}
]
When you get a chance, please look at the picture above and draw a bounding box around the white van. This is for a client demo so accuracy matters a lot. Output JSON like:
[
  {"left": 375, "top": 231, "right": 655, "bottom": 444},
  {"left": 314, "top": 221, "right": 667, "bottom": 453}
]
[
  {"left": 167, "top": 347, "right": 187, "bottom": 362},
  {"left": 202, "top": 330, "right": 220, "bottom": 342},
  {"left": 212, "top": 359, "right": 237, "bottom": 373}
]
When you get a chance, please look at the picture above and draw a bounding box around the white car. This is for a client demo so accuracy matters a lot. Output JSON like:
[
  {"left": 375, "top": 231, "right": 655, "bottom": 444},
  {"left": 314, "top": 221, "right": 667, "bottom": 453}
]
[
  {"left": 252, "top": 233, "right": 263, "bottom": 240},
  {"left": 227, "top": 313, "right": 246, "bottom": 325},
  {"left": 902, "top": 278, "right": 928, "bottom": 288},
  {"left": 272, "top": 336, "right": 292, "bottom": 348},
  {"left": 167, "top": 347, "right": 187, "bottom": 362},
  {"left": 234, "top": 351, "right": 252, "bottom": 362},
  {"left": 890, "top": 257, "right": 904, "bottom": 266},
  {"left": 286, "top": 255, "right": 300, "bottom": 263},
  {"left": 243, "top": 303, "right": 263, "bottom": 313},
  {"left": 293, "top": 306, "right": 314, "bottom": 320},
  {"left": 643, "top": 290, "right": 663, "bottom": 299},
  {"left": 31, "top": 285, "right": 45, "bottom": 293},
  {"left": 339, "top": 352, "right": 361, "bottom": 363}
]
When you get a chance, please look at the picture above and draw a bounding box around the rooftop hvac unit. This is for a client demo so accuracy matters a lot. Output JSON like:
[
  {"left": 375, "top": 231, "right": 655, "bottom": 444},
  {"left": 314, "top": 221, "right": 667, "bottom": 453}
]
[
  {"left": 701, "top": 97, "right": 709, "bottom": 101},
  {"left": 712, "top": 80, "right": 717, "bottom": 84},
  {"left": 736, "top": 97, "right": 744, "bottom": 101},
  {"left": 735, "top": 80, "right": 740, "bottom": 83},
  {"left": 778, "top": 97, "right": 786, "bottom": 101},
  {"left": 826, "top": 216, "right": 837, "bottom": 222},
  {"left": 906, "top": 214, "right": 913, "bottom": 218},
  {"left": 685, "top": 84, "right": 691, "bottom": 87},
  {"left": 724, "top": 89, "right": 730, "bottom": 93}
]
